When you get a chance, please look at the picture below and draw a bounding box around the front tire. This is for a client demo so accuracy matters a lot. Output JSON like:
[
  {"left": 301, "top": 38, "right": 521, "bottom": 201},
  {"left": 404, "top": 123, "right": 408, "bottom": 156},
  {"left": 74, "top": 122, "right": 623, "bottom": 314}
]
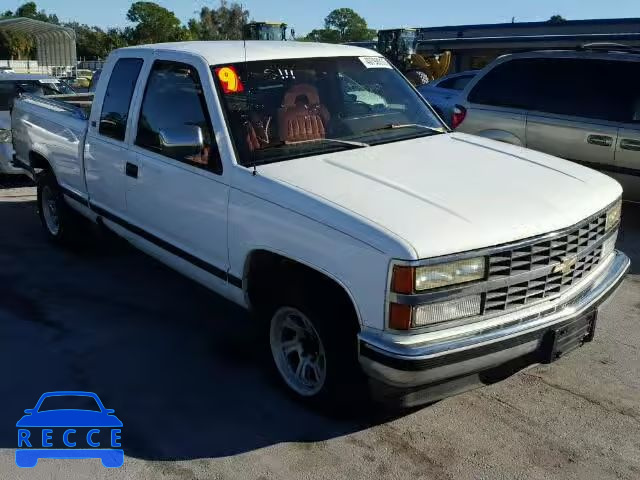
[
  {"left": 268, "top": 292, "right": 366, "bottom": 409},
  {"left": 270, "top": 306, "right": 328, "bottom": 398},
  {"left": 37, "top": 170, "right": 82, "bottom": 245}
]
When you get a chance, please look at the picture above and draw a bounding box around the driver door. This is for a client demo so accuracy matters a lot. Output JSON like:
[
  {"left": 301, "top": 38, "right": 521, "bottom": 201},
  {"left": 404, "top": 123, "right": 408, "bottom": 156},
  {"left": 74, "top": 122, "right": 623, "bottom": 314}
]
[{"left": 125, "top": 55, "right": 231, "bottom": 291}]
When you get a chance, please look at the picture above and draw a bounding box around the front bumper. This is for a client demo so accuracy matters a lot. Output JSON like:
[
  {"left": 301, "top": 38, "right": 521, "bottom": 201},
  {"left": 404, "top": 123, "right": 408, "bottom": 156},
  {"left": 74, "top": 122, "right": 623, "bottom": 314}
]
[{"left": 358, "top": 250, "right": 630, "bottom": 405}]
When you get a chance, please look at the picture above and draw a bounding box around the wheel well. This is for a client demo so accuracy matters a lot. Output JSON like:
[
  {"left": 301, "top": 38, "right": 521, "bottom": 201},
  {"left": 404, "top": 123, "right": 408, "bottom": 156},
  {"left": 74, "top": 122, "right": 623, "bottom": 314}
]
[
  {"left": 244, "top": 250, "right": 360, "bottom": 329},
  {"left": 29, "top": 151, "right": 51, "bottom": 171}
]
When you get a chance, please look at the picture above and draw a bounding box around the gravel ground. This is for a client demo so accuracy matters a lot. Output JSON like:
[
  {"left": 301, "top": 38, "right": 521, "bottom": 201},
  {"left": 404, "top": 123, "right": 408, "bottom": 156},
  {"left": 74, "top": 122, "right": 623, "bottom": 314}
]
[{"left": 0, "top": 177, "right": 638, "bottom": 480}]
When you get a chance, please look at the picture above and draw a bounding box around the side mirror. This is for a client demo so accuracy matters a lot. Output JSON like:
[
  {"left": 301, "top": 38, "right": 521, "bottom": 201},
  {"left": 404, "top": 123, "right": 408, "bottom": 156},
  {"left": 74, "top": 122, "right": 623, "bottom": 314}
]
[
  {"left": 104, "top": 409, "right": 115, "bottom": 414},
  {"left": 158, "top": 125, "right": 204, "bottom": 158},
  {"left": 24, "top": 409, "right": 34, "bottom": 415}
]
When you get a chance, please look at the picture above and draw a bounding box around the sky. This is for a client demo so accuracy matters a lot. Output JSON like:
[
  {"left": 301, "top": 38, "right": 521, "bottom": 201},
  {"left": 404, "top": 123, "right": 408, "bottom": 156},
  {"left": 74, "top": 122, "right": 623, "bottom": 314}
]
[{"left": 7, "top": 0, "right": 640, "bottom": 35}]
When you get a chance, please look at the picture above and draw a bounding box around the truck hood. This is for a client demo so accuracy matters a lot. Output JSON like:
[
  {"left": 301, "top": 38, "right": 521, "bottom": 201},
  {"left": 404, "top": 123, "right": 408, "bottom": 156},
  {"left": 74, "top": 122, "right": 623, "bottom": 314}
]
[{"left": 258, "top": 133, "right": 622, "bottom": 259}]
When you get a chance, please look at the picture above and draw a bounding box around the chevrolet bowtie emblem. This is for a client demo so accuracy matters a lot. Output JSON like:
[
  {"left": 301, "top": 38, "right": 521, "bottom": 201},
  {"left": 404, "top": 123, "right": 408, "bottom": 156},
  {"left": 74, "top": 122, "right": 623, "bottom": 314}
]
[{"left": 553, "top": 256, "right": 578, "bottom": 275}]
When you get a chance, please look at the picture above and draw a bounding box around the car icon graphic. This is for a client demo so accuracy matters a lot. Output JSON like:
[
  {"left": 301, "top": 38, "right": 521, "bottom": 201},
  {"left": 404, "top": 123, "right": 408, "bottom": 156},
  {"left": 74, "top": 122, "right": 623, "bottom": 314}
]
[{"left": 16, "top": 391, "right": 123, "bottom": 468}]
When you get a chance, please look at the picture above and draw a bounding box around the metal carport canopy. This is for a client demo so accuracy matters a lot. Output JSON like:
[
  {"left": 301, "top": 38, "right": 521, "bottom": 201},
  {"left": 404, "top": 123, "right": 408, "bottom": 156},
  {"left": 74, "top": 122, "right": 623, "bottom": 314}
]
[{"left": 0, "top": 17, "right": 76, "bottom": 67}]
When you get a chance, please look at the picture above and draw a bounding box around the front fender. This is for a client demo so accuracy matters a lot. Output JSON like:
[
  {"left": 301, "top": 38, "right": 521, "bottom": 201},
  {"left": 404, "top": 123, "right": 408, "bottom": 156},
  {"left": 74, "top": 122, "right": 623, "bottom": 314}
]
[{"left": 227, "top": 186, "right": 393, "bottom": 331}]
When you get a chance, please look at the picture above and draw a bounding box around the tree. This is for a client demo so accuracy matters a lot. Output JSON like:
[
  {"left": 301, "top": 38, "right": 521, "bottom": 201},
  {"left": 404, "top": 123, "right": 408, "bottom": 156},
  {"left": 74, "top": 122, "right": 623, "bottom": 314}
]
[
  {"left": 303, "top": 8, "right": 375, "bottom": 43},
  {"left": 126, "top": 2, "right": 188, "bottom": 44},
  {"left": 0, "top": 30, "right": 34, "bottom": 59},
  {"left": 65, "top": 22, "right": 130, "bottom": 60},
  {"left": 304, "top": 28, "right": 340, "bottom": 43},
  {"left": 105, "top": 28, "right": 131, "bottom": 51},
  {"left": 15, "top": 2, "right": 59, "bottom": 24},
  {"left": 548, "top": 15, "right": 567, "bottom": 24},
  {"left": 188, "top": 1, "right": 249, "bottom": 41}
]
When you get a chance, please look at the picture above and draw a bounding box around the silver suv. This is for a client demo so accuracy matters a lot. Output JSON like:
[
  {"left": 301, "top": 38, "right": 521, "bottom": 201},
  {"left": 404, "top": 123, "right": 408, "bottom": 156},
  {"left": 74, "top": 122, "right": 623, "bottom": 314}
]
[{"left": 454, "top": 48, "right": 640, "bottom": 201}]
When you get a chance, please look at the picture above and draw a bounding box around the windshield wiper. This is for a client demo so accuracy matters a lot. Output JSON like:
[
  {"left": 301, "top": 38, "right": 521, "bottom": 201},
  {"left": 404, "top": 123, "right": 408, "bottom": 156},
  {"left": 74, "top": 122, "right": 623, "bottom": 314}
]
[
  {"left": 363, "top": 123, "right": 446, "bottom": 135},
  {"left": 293, "top": 138, "right": 370, "bottom": 148},
  {"left": 246, "top": 138, "right": 369, "bottom": 168}
]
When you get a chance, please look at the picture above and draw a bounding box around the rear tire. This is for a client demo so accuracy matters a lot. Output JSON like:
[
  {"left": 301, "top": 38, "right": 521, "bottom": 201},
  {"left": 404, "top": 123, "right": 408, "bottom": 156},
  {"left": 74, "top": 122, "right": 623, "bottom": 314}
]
[
  {"left": 37, "top": 170, "right": 83, "bottom": 246},
  {"left": 267, "top": 288, "right": 367, "bottom": 411}
]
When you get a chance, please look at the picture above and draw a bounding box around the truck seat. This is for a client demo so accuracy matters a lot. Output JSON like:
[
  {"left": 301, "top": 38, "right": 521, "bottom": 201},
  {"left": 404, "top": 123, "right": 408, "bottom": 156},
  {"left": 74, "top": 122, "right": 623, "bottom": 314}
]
[{"left": 277, "top": 84, "right": 330, "bottom": 143}]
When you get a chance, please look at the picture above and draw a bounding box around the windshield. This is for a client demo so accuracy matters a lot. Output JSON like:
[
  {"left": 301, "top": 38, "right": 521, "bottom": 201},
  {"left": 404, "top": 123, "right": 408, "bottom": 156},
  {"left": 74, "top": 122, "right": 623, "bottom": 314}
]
[{"left": 214, "top": 56, "right": 445, "bottom": 166}]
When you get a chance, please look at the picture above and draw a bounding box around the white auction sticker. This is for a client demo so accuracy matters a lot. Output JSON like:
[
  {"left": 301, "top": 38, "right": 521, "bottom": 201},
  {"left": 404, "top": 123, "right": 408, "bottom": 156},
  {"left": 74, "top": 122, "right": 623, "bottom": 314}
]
[{"left": 359, "top": 56, "right": 392, "bottom": 69}]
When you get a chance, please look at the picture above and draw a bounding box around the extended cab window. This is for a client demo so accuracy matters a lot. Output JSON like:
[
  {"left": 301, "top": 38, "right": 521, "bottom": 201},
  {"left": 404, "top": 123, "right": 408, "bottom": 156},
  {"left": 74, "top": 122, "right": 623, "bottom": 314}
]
[
  {"left": 99, "top": 58, "right": 143, "bottom": 141},
  {"left": 215, "top": 56, "right": 444, "bottom": 167},
  {"left": 136, "top": 60, "right": 221, "bottom": 173}
]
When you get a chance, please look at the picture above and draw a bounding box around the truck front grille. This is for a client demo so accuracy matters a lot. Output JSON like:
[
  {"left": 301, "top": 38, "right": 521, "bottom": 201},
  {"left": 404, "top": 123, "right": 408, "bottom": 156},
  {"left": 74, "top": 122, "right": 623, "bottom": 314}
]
[
  {"left": 487, "top": 213, "right": 607, "bottom": 279},
  {"left": 483, "top": 212, "right": 608, "bottom": 314},
  {"left": 484, "top": 245, "right": 603, "bottom": 313}
]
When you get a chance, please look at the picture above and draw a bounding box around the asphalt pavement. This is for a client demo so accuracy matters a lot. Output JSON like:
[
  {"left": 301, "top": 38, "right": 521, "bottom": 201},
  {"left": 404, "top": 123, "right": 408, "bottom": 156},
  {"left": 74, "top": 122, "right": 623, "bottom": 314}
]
[{"left": 0, "top": 177, "right": 638, "bottom": 480}]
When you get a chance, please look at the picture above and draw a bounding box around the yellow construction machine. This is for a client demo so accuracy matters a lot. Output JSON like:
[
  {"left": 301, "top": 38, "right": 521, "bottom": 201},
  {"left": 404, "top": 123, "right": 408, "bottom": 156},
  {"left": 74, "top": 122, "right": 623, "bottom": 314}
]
[{"left": 377, "top": 28, "right": 451, "bottom": 85}]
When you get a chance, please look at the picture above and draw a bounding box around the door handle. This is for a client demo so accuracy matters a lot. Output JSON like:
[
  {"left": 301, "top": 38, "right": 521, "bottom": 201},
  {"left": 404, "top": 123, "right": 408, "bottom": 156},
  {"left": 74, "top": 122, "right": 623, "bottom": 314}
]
[
  {"left": 125, "top": 162, "right": 138, "bottom": 178},
  {"left": 620, "top": 139, "right": 640, "bottom": 151},
  {"left": 587, "top": 135, "right": 613, "bottom": 147}
]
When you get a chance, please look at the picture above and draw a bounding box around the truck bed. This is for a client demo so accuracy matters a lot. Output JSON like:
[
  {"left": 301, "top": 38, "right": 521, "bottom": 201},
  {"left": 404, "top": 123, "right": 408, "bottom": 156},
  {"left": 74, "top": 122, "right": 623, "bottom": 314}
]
[
  {"left": 11, "top": 93, "right": 91, "bottom": 194},
  {"left": 21, "top": 93, "right": 93, "bottom": 120}
]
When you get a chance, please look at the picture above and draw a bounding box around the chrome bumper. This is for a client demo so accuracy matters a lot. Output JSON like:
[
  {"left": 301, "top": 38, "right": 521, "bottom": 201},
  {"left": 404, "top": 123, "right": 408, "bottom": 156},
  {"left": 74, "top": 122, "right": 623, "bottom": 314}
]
[{"left": 359, "top": 251, "right": 630, "bottom": 391}]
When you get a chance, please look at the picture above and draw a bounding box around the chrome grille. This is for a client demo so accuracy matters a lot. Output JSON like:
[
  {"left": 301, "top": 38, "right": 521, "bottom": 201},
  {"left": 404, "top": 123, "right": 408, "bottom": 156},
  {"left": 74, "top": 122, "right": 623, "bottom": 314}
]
[
  {"left": 483, "top": 213, "right": 608, "bottom": 314},
  {"left": 484, "top": 245, "right": 603, "bottom": 313}
]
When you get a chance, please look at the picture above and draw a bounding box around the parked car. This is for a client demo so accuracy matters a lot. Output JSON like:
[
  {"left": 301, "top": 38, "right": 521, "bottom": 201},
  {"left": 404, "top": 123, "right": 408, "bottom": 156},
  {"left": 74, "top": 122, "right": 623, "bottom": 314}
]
[
  {"left": 417, "top": 70, "right": 479, "bottom": 124},
  {"left": 0, "top": 66, "right": 15, "bottom": 74},
  {"left": 74, "top": 69, "right": 94, "bottom": 91},
  {"left": 454, "top": 48, "right": 640, "bottom": 202},
  {"left": 0, "top": 74, "right": 75, "bottom": 174},
  {"left": 75, "top": 69, "right": 94, "bottom": 80},
  {"left": 88, "top": 68, "right": 102, "bottom": 93},
  {"left": 12, "top": 42, "right": 629, "bottom": 409},
  {"left": 59, "top": 75, "right": 90, "bottom": 91}
]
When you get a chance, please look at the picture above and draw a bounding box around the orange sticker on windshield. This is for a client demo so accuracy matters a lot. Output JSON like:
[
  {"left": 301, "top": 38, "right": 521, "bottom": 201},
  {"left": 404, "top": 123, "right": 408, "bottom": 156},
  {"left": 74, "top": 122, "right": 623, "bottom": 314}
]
[{"left": 216, "top": 66, "right": 244, "bottom": 93}]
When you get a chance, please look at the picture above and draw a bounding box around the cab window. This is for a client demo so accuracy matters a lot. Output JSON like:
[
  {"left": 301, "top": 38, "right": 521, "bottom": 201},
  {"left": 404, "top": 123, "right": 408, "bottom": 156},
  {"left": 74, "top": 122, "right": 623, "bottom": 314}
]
[
  {"left": 99, "top": 58, "right": 144, "bottom": 141},
  {"left": 136, "top": 60, "right": 221, "bottom": 174}
]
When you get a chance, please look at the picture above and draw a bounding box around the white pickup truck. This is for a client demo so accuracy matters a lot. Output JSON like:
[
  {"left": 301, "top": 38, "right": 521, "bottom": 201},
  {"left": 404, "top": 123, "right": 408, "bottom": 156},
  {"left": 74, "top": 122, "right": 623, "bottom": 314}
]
[{"left": 12, "top": 41, "right": 630, "bottom": 408}]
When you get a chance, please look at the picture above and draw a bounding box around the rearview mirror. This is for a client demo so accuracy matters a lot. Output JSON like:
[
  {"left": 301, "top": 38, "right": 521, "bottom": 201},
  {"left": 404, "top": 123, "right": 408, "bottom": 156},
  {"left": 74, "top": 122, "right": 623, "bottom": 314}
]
[{"left": 158, "top": 125, "right": 204, "bottom": 158}]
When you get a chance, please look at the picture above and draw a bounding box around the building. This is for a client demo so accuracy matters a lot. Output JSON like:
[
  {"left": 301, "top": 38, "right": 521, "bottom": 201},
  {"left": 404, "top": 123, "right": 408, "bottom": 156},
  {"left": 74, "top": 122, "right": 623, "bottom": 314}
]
[{"left": 415, "top": 18, "right": 640, "bottom": 73}]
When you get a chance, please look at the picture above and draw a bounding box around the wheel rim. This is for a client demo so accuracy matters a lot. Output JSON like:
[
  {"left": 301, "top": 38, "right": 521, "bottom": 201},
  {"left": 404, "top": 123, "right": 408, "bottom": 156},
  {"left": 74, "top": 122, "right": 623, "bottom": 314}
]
[
  {"left": 270, "top": 307, "right": 327, "bottom": 396},
  {"left": 41, "top": 185, "right": 60, "bottom": 236}
]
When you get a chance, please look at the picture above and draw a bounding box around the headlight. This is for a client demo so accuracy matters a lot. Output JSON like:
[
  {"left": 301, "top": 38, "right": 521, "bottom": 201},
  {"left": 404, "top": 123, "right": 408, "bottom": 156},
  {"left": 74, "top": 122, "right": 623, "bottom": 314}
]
[
  {"left": 415, "top": 258, "right": 485, "bottom": 291},
  {"left": 605, "top": 199, "right": 622, "bottom": 232},
  {"left": 391, "top": 257, "right": 486, "bottom": 294},
  {"left": 389, "top": 295, "right": 482, "bottom": 330},
  {"left": 412, "top": 295, "right": 482, "bottom": 327}
]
